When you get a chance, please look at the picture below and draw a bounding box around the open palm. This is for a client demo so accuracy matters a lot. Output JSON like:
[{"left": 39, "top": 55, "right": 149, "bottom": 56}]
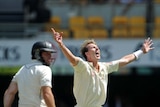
[{"left": 142, "top": 38, "right": 154, "bottom": 54}]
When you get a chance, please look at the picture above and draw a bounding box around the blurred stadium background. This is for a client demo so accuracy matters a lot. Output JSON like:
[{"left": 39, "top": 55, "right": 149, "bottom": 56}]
[{"left": 0, "top": 0, "right": 160, "bottom": 107}]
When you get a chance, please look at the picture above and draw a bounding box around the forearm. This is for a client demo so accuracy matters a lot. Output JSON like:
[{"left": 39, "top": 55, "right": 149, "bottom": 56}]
[
  {"left": 3, "top": 90, "right": 15, "bottom": 107},
  {"left": 43, "top": 93, "right": 56, "bottom": 107},
  {"left": 119, "top": 54, "right": 135, "bottom": 67},
  {"left": 58, "top": 42, "right": 78, "bottom": 66},
  {"left": 4, "top": 82, "right": 18, "bottom": 107},
  {"left": 119, "top": 50, "right": 143, "bottom": 67}
]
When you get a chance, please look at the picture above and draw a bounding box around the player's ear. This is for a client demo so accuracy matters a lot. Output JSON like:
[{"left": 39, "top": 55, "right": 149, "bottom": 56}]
[{"left": 85, "top": 51, "right": 89, "bottom": 58}]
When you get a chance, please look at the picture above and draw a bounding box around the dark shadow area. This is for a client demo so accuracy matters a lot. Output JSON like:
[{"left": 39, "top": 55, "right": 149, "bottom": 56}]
[{"left": 1, "top": 67, "right": 160, "bottom": 107}]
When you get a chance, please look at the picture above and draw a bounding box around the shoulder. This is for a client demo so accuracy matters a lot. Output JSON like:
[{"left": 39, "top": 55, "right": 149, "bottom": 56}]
[
  {"left": 27, "top": 61, "right": 51, "bottom": 70},
  {"left": 27, "top": 62, "right": 52, "bottom": 74},
  {"left": 36, "top": 65, "right": 51, "bottom": 72},
  {"left": 76, "top": 57, "right": 88, "bottom": 65},
  {"left": 73, "top": 57, "right": 86, "bottom": 67}
]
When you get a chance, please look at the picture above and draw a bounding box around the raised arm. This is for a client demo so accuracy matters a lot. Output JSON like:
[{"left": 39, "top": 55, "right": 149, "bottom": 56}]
[
  {"left": 51, "top": 28, "right": 79, "bottom": 66},
  {"left": 118, "top": 38, "right": 154, "bottom": 67}
]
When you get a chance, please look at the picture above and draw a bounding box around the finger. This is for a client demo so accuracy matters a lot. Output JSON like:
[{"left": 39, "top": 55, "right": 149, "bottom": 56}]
[
  {"left": 148, "top": 37, "right": 152, "bottom": 42},
  {"left": 149, "top": 42, "right": 153, "bottom": 47},
  {"left": 51, "top": 28, "right": 56, "bottom": 33},
  {"left": 144, "top": 38, "right": 148, "bottom": 43},
  {"left": 60, "top": 32, "right": 63, "bottom": 35},
  {"left": 145, "top": 37, "right": 152, "bottom": 44},
  {"left": 148, "top": 40, "right": 153, "bottom": 45},
  {"left": 57, "top": 32, "right": 63, "bottom": 38},
  {"left": 146, "top": 37, "right": 151, "bottom": 41},
  {"left": 151, "top": 47, "right": 155, "bottom": 50}
]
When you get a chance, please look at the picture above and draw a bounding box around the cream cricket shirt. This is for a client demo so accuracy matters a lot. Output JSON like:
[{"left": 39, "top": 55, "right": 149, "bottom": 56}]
[
  {"left": 73, "top": 57, "right": 119, "bottom": 107},
  {"left": 12, "top": 61, "right": 52, "bottom": 107}
]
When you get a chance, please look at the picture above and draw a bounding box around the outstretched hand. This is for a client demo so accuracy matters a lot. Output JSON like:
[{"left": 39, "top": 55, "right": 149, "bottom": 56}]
[
  {"left": 141, "top": 37, "right": 154, "bottom": 54},
  {"left": 51, "top": 28, "right": 63, "bottom": 45}
]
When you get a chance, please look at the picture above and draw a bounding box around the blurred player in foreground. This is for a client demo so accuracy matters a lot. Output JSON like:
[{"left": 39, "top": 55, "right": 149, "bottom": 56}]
[
  {"left": 51, "top": 28, "right": 154, "bottom": 107},
  {"left": 3, "top": 41, "right": 57, "bottom": 107}
]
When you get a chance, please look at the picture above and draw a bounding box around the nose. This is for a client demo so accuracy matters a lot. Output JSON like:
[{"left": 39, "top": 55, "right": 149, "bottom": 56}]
[{"left": 96, "top": 47, "right": 99, "bottom": 51}]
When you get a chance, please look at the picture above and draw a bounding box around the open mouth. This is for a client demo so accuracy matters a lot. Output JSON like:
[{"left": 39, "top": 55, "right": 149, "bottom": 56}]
[{"left": 95, "top": 52, "right": 100, "bottom": 57}]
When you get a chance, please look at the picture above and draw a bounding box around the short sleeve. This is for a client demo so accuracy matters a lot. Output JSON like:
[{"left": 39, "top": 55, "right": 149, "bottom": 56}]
[
  {"left": 39, "top": 66, "right": 52, "bottom": 88},
  {"left": 11, "top": 67, "right": 22, "bottom": 83},
  {"left": 107, "top": 60, "right": 119, "bottom": 74},
  {"left": 73, "top": 57, "right": 86, "bottom": 73},
  {"left": 12, "top": 75, "right": 16, "bottom": 82}
]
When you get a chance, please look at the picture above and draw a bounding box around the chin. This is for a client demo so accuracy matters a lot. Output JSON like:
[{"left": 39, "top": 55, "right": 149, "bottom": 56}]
[{"left": 97, "top": 57, "right": 100, "bottom": 60}]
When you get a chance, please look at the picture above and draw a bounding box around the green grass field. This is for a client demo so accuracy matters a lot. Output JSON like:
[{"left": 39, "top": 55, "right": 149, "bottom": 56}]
[{"left": 0, "top": 66, "right": 21, "bottom": 75}]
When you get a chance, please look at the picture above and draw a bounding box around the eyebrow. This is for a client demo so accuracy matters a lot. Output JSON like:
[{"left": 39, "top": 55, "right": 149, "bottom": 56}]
[{"left": 88, "top": 46, "right": 98, "bottom": 49}]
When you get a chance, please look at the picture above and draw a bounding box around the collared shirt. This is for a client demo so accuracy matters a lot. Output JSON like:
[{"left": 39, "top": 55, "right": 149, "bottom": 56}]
[
  {"left": 12, "top": 60, "right": 52, "bottom": 107},
  {"left": 73, "top": 57, "right": 119, "bottom": 107}
]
